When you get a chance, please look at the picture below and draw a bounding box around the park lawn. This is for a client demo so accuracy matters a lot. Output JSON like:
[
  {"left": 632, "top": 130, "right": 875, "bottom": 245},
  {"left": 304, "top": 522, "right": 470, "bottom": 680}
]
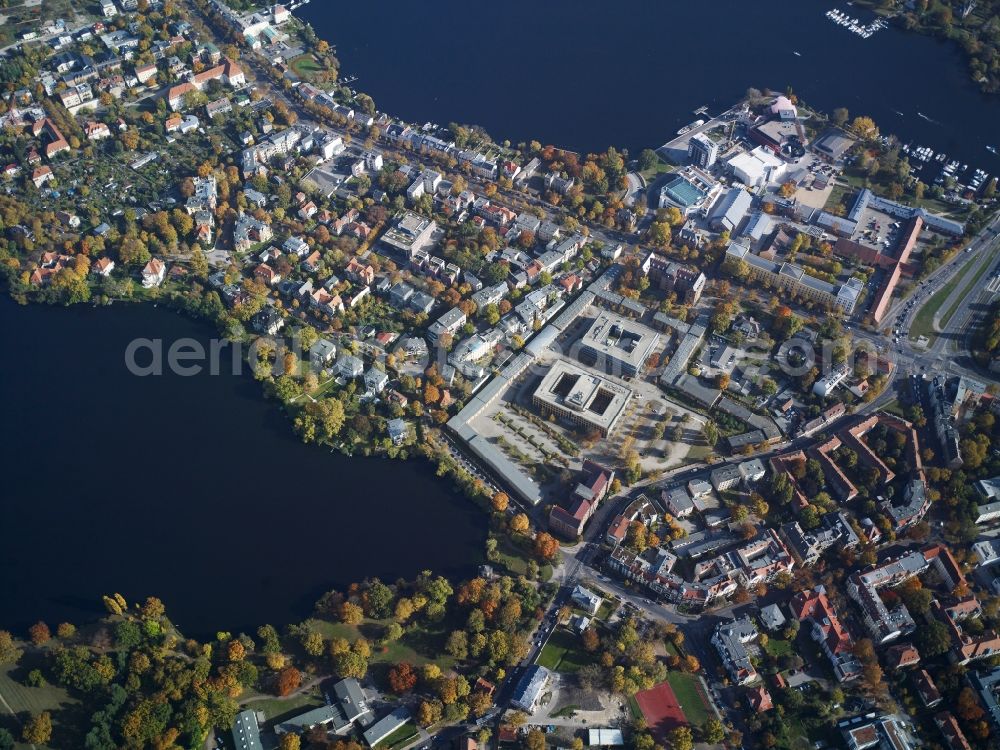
[
  {"left": 374, "top": 722, "right": 418, "bottom": 750},
  {"left": 0, "top": 664, "right": 74, "bottom": 717},
  {"left": 492, "top": 533, "right": 531, "bottom": 577},
  {"left": 639, "top": 158, "right": 674, "bottom": 183},
  {"left": 0, "top": 662, "right": 79, "bottom": 750},
  {"left": 305, "top": 618, "right": 454, "bottom": 669},
  {"left": 666, "top": 672, "right": 711, "bottom": 727},
  {"left": 535, "top": 628, "right": 589, "bottom": 674}
]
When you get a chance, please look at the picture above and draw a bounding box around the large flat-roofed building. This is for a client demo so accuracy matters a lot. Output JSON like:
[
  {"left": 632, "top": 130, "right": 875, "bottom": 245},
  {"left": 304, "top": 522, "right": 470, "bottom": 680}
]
[
  {"left": 380, "top": 211, "right": 437, "bottom": 258},
  {"left": 708, "top": 187, "right": 753, "bottom": 232},
  {"left": 726, "top": 242, "right": 863, "bottom": 314},
  {"left": 532, "top": 361, "right": 632, "bottom": 437},
  {"left": 232, "top": 710, "right": 263, "bottom": 750},
  {"left": 578, "top": 311, "right": 660, "bottom": 376},
  {"left": 751, "top": 118, "right": 804, "bottom": 155},
  {"left": 657, "top": 167, "right": 720, "bottom": 216}
]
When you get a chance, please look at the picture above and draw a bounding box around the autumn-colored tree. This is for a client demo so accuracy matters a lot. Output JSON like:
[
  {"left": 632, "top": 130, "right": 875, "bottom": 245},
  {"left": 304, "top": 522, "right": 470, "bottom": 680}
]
[
  {"left": 468, "top": 689, "right": 492, "bottom": 717},
  {"left": 140, "top": 596, "right": 165, "bottom": 621},
  {"left": 279, "top": 733, "right": 301, "bottom": 750},
  {"left": 56, "top": 623, "right": 76, "bottom": 639},
  {"left": 28, "top": 621, "right": 50, "bottom": 646},
  {"left": 683, "top": 655, "right": 700, "bottom": 673},
  {"left": 388, "top": 662, "right": 418, "bottom": 694},
  {"left": 582, "top": 628, "right": 600, "bottom": 652},
  {"left": 491, "top": 491, "right": 509, "bottom": 513},
  {"left": 534, "top": 532, "right": 559, "bottom": 561},
  {"left": 302, "top": 631, "right": 325, "bottom": 657},
  {"left": 340, "top": 602, "right": 364, "bottom": 624},
  {"left": 0, "top": 632, "right": 21, "bottom": 665},
  {"left": 417, "top": 699, "right": 443, "bottom": 726},
  {"left": 275, "top": 666, "right": 301, "bottom": 696},
  {"left": 22, "top": 712, "right": 52, "bottom": 744},
  {"left": 667, "top": 726, "right": 693, "bottom": 750},
  {"left": 510, "top": 513, "right": 529, "bottom": 534},
  {"left": 957, "top": 686, "right": 985, "bottom": 722},
  {"left": 394, "top": 598, "right": 415, "bottom": 623},
  {"left": 333, "top": 651, "right": 367, "bottom": 679},
  {"left": 525, "top": 729, "right": 546, "bottom": 750},
  {"left": 227, "top": 640, "right": 246, "bottom": 662}
]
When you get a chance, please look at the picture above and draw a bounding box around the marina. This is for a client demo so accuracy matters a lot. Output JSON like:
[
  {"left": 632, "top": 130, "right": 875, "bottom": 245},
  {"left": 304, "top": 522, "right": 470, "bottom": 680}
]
[{"left": 825, "top": 8, "right": 888, "bottom": 39}]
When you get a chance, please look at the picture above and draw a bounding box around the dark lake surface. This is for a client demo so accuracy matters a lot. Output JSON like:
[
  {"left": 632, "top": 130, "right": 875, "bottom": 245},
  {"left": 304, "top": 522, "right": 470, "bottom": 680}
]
[
  {"left": 299, "top": 0, "right": 1000, "bottom": 173},
  {"left": 0, "top": 295, "right": 483, "bottom": 637}
]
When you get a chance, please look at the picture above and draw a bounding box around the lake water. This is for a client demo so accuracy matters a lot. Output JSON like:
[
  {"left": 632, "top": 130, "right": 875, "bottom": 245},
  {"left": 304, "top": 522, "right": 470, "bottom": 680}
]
[
  {"left": 0, "top": 296, "right": 483, "bottom": 637},
  {"left": 299, "top": 0, "right": 1000, "bottom": 175}
]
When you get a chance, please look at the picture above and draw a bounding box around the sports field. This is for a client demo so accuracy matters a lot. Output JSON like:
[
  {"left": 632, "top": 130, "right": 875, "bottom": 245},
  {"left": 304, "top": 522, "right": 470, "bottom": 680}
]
[{"left": 634, "top": 680, "right": 685, "bottom": 743}]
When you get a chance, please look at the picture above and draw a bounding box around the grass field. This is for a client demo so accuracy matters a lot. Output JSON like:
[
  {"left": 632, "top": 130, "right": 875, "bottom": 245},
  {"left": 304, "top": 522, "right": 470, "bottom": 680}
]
[
  {"left": 666, "top": 672, "right": 711, "bottom": 726},
  {"left": 288, "top": 54, "right": 322, "bottom": 79},
  {"left": 248, "top": 690, "right": 325, "bottom": 724},
  {"left": 626, "top": 693, "right": 641, "bottom": 721},
  {"left": 535, "top": 628, "right": 589, "bottom": 673},
  {"left": 763, "top": 636, "right": 794, "bottom": 658},
  {"left": 0, "top": 663, "right": 78, "bottom": 750},
  {"left": 374, "top": 722, "right": 418, "bottom": 750}
]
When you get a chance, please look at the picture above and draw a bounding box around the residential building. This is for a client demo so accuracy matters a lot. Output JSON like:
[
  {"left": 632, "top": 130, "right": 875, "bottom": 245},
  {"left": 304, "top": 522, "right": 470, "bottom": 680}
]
[
  {"left": 335, "top": 354, "right": 364, "bottom": 379},
  {"left": 387, "top": 418, "right": 411, "bottom": 446},
  {"left": 571, "top": 585, "right": 602, "bottom": 616},
  {"left": 141, "top": 258, "right": 166, "bottom": 288},
  {"left": 511, "top": 665, "right": 550, "bottom": 713},
  {"left": 427, "top": 307, "right": 467, "bottom": 344},
  {"left": 711, "top": 618, "right": 759, "bottom": 685},
  {"left": 710, "top": 464, "right": 742, "bottom": 492}
]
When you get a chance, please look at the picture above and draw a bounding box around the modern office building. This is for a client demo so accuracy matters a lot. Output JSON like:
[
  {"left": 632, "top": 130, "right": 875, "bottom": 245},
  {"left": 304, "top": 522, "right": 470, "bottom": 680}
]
[{"left": 687, "top": 133, "right": 718, "bottom": 168}]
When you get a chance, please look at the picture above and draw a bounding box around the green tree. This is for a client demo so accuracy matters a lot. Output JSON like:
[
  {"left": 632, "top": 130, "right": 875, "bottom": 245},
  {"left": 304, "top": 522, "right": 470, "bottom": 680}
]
[{"left": 365, "top": 581, "right": 394, "bottom": 619}]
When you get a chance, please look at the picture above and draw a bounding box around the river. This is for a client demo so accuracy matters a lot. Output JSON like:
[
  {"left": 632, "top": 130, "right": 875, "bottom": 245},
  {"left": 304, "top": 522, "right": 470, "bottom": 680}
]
[
  {"left": 298, "top": 0, "right": 1000, "bottom": 178},
  {"left": 0, "top": 296, "right": 483, "bottom": 637}
]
